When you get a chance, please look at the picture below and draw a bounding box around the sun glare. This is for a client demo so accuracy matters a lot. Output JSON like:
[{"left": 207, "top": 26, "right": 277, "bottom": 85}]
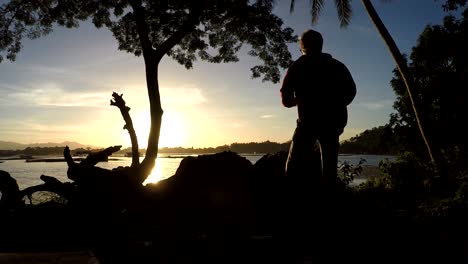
[
  {"left": 133, "top": 111, "right": 186, "bottom": 148},
  {"left": 143, "top": 159, "right": 163, "bottom": 185}
]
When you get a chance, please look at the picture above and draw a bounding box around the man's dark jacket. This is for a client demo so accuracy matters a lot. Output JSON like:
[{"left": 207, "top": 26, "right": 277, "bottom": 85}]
[{"left": 281, "top": 53, "right": 356, "bottom": 135}]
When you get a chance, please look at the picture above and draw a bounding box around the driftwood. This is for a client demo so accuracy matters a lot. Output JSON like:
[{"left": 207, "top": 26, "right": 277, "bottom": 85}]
[
  {"left": 20, "top": 175, "right": 75, "bottom": 203},
  {"left": 64, "top": 145, "right": 122, "bottom": 168},
  {"left": 0, "top": 92, "right": 143, "bottom": 210},
  {"left": 111, "top": 92, "right": 139, "bottom": 168}
]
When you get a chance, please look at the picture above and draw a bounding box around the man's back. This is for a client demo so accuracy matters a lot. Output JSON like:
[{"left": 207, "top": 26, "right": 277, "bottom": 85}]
[{"left": 281, "top": 53, "right": 356, "bottom": 134}]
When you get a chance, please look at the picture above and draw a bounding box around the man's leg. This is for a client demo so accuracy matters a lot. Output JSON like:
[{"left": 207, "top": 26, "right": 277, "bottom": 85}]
[
  {"left": 285, "top": 123, "right": 318, "bottom": 179},
  {"left": 318, "top": 133, "right": 339, "bottom": 182},
  {"left": 283, "top": 122, "right": 320, "bottom": 262}
]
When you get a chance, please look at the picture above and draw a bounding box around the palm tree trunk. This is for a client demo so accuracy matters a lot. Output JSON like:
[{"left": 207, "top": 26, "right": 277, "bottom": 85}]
[{"left": 360, "top": 0, "right": 438, "bottom": 168}]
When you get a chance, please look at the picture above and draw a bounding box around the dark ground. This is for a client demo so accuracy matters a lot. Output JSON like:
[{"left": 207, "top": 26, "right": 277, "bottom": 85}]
[{"left": 1, "top": 151, "right": 468, "bottom": 263}]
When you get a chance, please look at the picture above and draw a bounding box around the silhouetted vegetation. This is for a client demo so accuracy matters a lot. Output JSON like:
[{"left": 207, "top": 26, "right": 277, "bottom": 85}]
[
  {"left": 390, "top": 8, "right": 468, "bottom": 174},
  {"left": 0, "top": 147, "right": 104, "bottom": 157},
  {"left": 158, "top": 141, "right": 290, "bottom": 154},
  {"left": 339, "top": 125, "right": 401, "bottom": 155}
]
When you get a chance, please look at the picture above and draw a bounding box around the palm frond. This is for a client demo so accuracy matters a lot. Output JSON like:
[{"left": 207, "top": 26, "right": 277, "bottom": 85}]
[
  {"left": 290, "top": 0, "right": 296, "bottom": 13},
  {"left": 334, "top": 0, "right": 352, "bottom": 28},
  {"left": 310, "top": 0, "right": 324, "bottom": 25}
]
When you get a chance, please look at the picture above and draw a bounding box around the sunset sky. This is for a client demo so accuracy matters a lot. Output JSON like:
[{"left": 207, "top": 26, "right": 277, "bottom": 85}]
[{"left": 0, "top": 1, "right": 451, "bottom": 148}]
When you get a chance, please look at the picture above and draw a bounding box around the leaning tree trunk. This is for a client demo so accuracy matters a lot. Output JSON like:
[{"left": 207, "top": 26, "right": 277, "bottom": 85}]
[
  {"left": 129, "top": 0, "right": 199, "bottom": 184},
  {"left": 140, "top": 62, "right": 163, "bottom": 180},
  {"left": 361, "top": 0, "right": 440, "bottom": 172},
  {"left": 129, "top": 0, "right": 164, "bottom": 184}
]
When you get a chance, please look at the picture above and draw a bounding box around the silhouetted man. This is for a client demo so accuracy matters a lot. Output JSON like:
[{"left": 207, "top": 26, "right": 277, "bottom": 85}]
[{"left": 281, "top": 29, "right": 356, "bottom": 184}]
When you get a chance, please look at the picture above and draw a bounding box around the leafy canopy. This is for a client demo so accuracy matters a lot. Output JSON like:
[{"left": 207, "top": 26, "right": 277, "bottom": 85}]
[
  {"left": 0, "top": 0, "right": 296, "bottom": 83},
  {"left": 390, "top": 10, "right": 468, "bottom": 158}
]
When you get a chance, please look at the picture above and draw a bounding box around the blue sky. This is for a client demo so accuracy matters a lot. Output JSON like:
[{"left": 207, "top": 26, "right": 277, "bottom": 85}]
[{"left": 0, "top": 0, "right": 451, "bottom": 148}]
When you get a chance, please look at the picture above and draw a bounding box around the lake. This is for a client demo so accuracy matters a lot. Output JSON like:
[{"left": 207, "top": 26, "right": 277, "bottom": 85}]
[{"left": 0, "top": 153, "right": 395, "bottom": 189}]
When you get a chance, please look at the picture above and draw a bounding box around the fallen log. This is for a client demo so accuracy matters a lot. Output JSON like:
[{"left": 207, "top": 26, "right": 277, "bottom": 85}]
[{"left": 20, "top": 175, "right": 76, "bottom": 203}]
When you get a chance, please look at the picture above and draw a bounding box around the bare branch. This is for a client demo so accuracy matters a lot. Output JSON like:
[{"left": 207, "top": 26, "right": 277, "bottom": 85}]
[
  {"left": 63, "top": 146, "right": 75, "bottom": 167},
  {"left": 20, "top": 175, "right": 74, "bottom": 201},
  {"left": 80, "top": 145, "right": 122, "bottom": 167},
  {"left": 110, "top": 92, "right": 139, "bottom": 167}
]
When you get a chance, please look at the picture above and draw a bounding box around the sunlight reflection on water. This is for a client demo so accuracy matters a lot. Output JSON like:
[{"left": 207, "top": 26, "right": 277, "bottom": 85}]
[
  {"left": 142, "top": 155, "right": 191, "bottom": 185},
  {"left": 143, "top": 158, "right": 166, "bottom": 185}
]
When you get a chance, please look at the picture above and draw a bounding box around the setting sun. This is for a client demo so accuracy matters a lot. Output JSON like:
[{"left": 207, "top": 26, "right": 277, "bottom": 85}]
[{"left": 133, "top": 111, "right": 186, "bottom": 148}]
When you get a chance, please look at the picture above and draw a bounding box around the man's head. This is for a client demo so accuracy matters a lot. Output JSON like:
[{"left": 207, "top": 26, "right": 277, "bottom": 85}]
[{"left": 299, "top": 29, "right": 323, "bottom": 55}]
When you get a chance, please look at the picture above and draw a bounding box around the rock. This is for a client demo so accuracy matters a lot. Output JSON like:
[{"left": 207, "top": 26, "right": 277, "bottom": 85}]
[
  {"left": 155, "top": 151, "right": 253, "bottom": 208},
  {"left": 0, "top": 170, "right": 21, "bottom": 209},
  {"left": 148, "top": 151, "right": 255, "bottom": 235}
]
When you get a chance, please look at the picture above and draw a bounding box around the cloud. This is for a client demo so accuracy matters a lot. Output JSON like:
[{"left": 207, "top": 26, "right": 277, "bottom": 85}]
[
  {"left": 9, "top": 83, "right": 110, "bottom": 108},
  {"left": 227, "top": 122, "right": 247, "bottom": 129},
  {"left": 0, "top": 119, "right": 84, "bottom": 142},
  {"left": 21, "top": 64, "right": 73, "bottom": 76},
  {"left": 260, "top": 114, "right": 275, "bottom": 119},
  {"left": 349, "top": 24, "right": 376, "bottom": 37},
  {"left": 357, "top": 100, "right": 393, "bottom": 110},
  {"left": 160, "top": 85, "right": 207, "bottom": 106}
]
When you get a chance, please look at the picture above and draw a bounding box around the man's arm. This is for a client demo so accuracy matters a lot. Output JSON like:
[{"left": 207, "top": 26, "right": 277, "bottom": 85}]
[
  {"left": 339, "top": 63, "right": 356, "bottom": 106},
  {"left": 280, "top": 68, "right": 297, "bottom": 108}
]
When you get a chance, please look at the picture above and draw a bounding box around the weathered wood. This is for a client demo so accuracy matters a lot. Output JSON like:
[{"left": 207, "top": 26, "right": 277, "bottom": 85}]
[
  {"left": 111, "top": 92, "right": 139, "bottom": 168},
  {"left": 20, "top": 175, "right": 75, "bottom": 202},
  {"left": 64, "top": 146, "right": 75, "bottom": 167},
  {"left": 80, "top": 145, "right": 122, "bottom": 167}
]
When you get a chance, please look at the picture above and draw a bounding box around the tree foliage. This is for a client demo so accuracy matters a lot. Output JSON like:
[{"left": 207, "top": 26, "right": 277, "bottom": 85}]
[
  {"left": 390, "top": 10, "right": 468, "bottom": 169},
  {"left": 339, "top": 125, "right": 400, "bottom": 155},
  {"left": 443, "top": 0, "right": 468, "bottom": 11},
  {"left": 0, "top": 0, "right": 296, "bottom": 83}
]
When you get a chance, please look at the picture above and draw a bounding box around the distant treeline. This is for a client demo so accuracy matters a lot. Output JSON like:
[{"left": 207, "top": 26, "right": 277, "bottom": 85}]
[
  {"left": 158, "top": 141, "right": 291, "bottom": 154},
  {"left": 113, "top": 141, "right": 291, "bottom": 155},
  {"left": 0, "top": 129, "right": 401, "bottom": 157},
  {"left": 0, "top": 147, "right": 104, "bottom": 157},
  {"left": 339, "top": 125, "right": 401, "bottom": 155}
]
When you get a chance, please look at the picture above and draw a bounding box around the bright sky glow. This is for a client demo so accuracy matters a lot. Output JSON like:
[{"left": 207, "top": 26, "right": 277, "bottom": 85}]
[{"left": 0, "top": 0, "right": 451, "bottom": 148}]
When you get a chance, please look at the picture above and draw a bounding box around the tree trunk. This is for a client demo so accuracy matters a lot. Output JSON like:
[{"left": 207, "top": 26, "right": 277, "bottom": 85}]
[
  {"left": 129, "top": 0, "right": 198, "bottom": 184},
  {"left": 360, "top": 0, "right": 438, "bottom": 169},
  {"left": 140, "top": 62, "right": 163, "bottom": 181},
  {"left": 129, "top": 0, "right": 164, "bottom": 184}
]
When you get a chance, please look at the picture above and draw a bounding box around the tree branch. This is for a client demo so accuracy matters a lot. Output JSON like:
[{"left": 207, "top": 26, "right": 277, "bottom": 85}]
[
  {"left": 129, "top": 0, "right": 200, "bottom": 63},
  {"left": 129, "top": 0, "right": 156, "bottom": 62},
  {"left": 20, "top": 175, "right": 74, "bottom": 202},
  {"left": 110, "top": 92, "right": 139, "bottom": 167},
  {"left": 80, "top": 145, "right": 123, "bottom": 167},
  {"left": 154, "top": 7, "right": 201, "bottom": 62},
  {"left": 64, "top": 146, "right": 75, "bottom": 167}
]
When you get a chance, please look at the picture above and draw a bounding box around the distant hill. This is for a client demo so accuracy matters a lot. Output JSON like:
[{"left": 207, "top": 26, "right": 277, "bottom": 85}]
[
  {"left": 0, "top": 141, "right": 25, "bottom": 150},
  {"left": 0, "top": 140, "right": 99, "bottom": 150}
]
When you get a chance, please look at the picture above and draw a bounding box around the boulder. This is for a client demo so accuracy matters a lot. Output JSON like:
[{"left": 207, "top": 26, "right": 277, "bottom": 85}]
[
  {"left": 0, "top": 170, "right": 20, "bottom": 209},
  {"left": 148, "top": 151, "right": 255, "bottom": 234}
]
